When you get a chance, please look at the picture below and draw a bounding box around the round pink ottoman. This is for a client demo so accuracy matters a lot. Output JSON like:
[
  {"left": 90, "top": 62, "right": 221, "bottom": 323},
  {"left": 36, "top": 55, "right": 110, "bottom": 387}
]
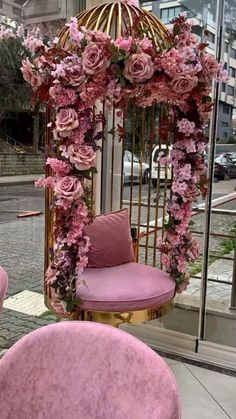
[
  {"left": 0, "top": 321, "right": 181, "bottom": 419},
  {"left": 0, "top": 266, "right": 8, "bottom": 315}
]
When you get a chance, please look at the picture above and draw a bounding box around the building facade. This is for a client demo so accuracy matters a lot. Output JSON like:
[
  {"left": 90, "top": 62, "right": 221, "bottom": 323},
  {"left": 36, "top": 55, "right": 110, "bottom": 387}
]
[{"left": 141, "top": 0, "right": 236, "bottom": 141}]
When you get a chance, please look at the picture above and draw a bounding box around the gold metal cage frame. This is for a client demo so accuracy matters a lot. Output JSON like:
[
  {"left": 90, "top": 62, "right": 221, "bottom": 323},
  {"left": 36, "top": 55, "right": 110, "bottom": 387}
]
[
  {"left": 44, "top": 2, "right": 173, "bottom": 327},
  {"left": 58, "top": 1, "right": 168, "bottom": 47}
]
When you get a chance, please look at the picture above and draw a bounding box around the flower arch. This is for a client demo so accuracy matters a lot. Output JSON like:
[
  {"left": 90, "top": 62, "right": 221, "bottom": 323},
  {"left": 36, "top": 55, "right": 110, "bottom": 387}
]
[{"left": 20, "top": 4, "right": 227, "bottom": 314}]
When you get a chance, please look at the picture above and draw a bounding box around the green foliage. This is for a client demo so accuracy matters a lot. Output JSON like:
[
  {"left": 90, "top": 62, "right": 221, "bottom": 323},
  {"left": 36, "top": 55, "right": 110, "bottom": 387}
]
[
  {"left": 0, "top": 37, "right": 31, "bottom": 111},
  {"left": 218, "top": 222, "right": 236, "bottom": 256}
]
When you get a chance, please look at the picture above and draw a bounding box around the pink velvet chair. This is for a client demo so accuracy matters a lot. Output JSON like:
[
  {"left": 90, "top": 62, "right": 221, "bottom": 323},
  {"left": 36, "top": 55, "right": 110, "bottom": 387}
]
[
  {"left": 0, "top": 322, "right": 181, "bottom": 419},
  {"left": 76, "top": 209, "right": 176, "bottom": 326},
  {"left": 0, "top": 266, "right": 8, "bottom": 315}
]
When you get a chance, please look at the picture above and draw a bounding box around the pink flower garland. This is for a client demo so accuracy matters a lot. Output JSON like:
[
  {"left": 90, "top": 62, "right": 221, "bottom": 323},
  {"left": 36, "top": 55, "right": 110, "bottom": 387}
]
[{"left": 19, "top": 14, "right": 227, "bottom": 312}]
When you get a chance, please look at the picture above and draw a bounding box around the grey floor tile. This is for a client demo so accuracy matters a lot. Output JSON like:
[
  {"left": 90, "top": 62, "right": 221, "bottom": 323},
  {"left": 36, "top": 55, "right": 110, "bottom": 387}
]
[
  {"left": 170, "top": 364, "right": 230, "bottom": 419},
  {"left": 162, "top": 356, "right": 181, "bottom": 366},
  {"left": 185, "top": 364, "right": 236, "bottom": 419}
]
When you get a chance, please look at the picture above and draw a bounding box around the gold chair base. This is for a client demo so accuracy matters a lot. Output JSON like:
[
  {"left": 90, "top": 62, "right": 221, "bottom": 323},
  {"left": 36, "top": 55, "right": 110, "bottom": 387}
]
[{"left": 45, "top": 295, "right": 174, "bottom": 327}]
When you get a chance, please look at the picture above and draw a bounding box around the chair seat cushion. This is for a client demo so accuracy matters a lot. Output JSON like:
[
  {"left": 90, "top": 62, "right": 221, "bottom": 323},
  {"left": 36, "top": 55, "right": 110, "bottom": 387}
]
[{"left": 79, "top": 262, "right": 175, "bottom": 311}]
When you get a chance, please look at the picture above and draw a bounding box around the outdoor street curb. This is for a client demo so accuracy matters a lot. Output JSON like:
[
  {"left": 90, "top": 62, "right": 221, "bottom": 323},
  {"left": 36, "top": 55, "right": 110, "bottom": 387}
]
[
  {"left": 0, "top": 180, "right": 36, "bottom": 187},
  {"left": 0, "top": 175, "right": 44, "bottom": 187}
]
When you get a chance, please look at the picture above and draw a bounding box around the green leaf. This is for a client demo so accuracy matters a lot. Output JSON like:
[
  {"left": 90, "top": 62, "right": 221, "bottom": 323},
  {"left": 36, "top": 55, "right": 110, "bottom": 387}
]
[
  {"left": 109, "top": 43, "right": 119, "bottom": 54},
  {"left": 74, "top": 297, "right": 82, "bottom": 306},
  {"left": 202, "top": 95, "right": 212, "bottom": 104},
  {"left": 89, "top": 166, "right": 98, "bottom": 174},
  {"left": 107, "top": 127, "right": 116, "bottom": 136},
  {"left": 66, "top": 300, "right": 75, "bottom": 312}
]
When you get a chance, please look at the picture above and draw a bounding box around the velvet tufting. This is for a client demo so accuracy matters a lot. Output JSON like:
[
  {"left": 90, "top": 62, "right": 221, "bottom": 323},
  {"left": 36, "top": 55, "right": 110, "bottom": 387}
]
[
  {"left": 84, "top": 209, "right": 134, "bottom": 268},
  {"left": 80, "top": 262, "right": 175, "bottom": 311},
  {"left": 0, "top": 322, "right": 181, "bottom": 419},
  {"left": 0, "top": 266, "right": 8, "bottom": 314}
]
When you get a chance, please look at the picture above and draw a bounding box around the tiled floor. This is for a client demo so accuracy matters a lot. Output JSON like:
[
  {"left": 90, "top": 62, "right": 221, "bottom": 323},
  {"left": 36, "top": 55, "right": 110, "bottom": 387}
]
[{"left": 164, "top": 358, "right": 236, "bottom": 419}]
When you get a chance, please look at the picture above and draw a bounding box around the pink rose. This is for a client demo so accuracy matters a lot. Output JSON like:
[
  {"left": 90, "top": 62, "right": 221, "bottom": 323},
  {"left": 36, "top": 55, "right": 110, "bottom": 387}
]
[
  {"left": 82, "top": 43, "right": 110, "bottom": 75},
  {"left": 67, "top": 144, "right": 96, "bottom": 171},
  {"left": 124, "top": 53, "right": 154, "bottom": 83},
  {"left": 65, "top": 62, "right": 86, "bottom": 89},
  {"left": 201, "top": 53, "right": 219, "bottom": 79},
  {"left": 55, "top": 108, "right": 79, "bottom": 137},
  {"left": 21, "top": 58, "right": 42, "bottom": 91},
  {"left": 114, "top": 37, "right": 132, "bottom": 52},
  {"left": 170, "top": 74, "right": 198, "bottom": 94},
  {"left": 54, "top": 176, "right": 83, "bottom": 201}
]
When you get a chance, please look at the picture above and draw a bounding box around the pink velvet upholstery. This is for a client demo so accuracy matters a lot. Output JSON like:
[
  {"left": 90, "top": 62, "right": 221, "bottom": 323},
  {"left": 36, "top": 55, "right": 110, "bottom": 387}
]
[
  {"left": 0, "top": 266, "right": 8, "bottom": 314},
  {"left": 84, "top": 209, "right": 134, "bottom": 268},
  {"left": 0, "top": 322, "right": 181, "bottom": 419},
  {"left": 80, "top": 262, "right": 175, "bottom": 311}
]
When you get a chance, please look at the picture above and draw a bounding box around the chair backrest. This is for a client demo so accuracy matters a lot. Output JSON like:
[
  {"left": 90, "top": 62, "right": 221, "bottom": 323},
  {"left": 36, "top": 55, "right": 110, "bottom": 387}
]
[
  {"left": 0, "top": 321, "right": 181, "bottom": 419},
  {"left": 0, "top": 266, "right": 8, "bottom": 313}
]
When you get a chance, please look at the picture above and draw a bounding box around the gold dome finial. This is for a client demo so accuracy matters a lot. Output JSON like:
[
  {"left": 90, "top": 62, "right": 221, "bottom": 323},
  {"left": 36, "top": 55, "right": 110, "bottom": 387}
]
[{"left": 59, "top": 1, "right": 167, "bottom": 49}]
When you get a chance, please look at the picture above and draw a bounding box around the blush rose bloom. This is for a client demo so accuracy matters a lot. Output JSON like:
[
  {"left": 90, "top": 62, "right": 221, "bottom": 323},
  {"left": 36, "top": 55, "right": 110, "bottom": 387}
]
[
  {"left": 124, "top": 53, "right": 155, "bottom": 83},
  {"left": 170, "top": 74, "right": 198, "bottom": 94},
  {"left": 82, "top": 43, "right": 110, "bottom": 75},
  {"left": 202, "top": 53, "right": 219, "bottom": 78},
  {"left": 67, "top": 144, "right": 96, "bottom": 171},
  {"left": 21, "top": 58, "right": 42, "bottom": 91},
  {"left": 55, "top": 108, "right": 79, "bottom": 137},
  {"left": 54, "top": 176, "right": 83, "bottom": 201},
  {"left": 65, "top": 62, "right": 86, "bottom": 89}
]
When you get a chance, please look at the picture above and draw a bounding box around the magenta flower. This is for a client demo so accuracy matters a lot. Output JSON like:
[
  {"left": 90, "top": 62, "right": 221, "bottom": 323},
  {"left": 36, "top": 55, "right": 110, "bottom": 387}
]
[
  {"left": 46, "top": 158, "right": 71, "bottom": 177},
  {"left": 49, "top": 85, "right": 77, "bottom": 108},
  {"left": 67, "top": 17, "right": 84, "bottom": 44},
  {"left": 114, "top": 37, "right": 133, "bottom": 53},
  {"left": 177, "top": 118, "right": 195, "bottom": 136}
]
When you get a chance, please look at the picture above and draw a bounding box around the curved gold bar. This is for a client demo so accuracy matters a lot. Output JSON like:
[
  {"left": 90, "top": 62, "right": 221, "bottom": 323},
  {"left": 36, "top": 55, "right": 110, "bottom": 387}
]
[{"left": 94, "top": 3, "right": 111, "bottom": 31}]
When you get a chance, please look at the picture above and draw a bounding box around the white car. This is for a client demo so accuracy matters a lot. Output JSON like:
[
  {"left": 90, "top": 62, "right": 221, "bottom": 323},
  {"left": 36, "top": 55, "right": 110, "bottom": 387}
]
[
  {"left": 151, "top": 145, "right": 172, "bottom": 187},
  {"left": 123, "top": 151, "right": 149, "bottom": 184}
]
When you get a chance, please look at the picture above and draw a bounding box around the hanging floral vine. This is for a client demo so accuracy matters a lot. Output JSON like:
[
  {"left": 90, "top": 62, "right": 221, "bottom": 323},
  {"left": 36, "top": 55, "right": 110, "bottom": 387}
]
[{"left": 18, "top": 8, "right": 228, "bottom": 313}]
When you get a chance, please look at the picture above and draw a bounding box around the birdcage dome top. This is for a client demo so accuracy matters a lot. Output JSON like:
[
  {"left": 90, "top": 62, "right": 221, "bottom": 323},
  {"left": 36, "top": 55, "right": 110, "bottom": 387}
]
[{"left": 59, "top": 1, "right": 168, "bottom": 49}]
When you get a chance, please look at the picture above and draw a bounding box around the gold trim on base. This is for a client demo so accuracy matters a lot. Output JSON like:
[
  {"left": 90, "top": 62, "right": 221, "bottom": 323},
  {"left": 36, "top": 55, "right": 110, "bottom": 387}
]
[{"left": 44, "top": 294, "right": 174, "bottom": 327}]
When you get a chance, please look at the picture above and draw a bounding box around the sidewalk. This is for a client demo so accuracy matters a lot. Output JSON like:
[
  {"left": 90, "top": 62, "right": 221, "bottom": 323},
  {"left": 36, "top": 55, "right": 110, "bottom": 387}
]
[{"left": 0, "top": 174, "right": 44, "bottom": 186}]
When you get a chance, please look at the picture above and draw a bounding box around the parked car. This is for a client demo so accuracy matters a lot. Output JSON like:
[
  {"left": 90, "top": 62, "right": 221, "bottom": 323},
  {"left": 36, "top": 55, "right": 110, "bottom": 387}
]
[
  {"left": 227, "top": 152, "right": 236, "bottom": 163},
  {"left": 151, "top": 145, "right": 172, "bottom": 188},
  {"left": 214, "top": 154, "right": 236, "bottom": 179},
  {"left": 123, "top": 151, "right": 149, "bottom": 184},
  {"left": 204, "top": 155, "right": 227, "bottom": 180}
]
